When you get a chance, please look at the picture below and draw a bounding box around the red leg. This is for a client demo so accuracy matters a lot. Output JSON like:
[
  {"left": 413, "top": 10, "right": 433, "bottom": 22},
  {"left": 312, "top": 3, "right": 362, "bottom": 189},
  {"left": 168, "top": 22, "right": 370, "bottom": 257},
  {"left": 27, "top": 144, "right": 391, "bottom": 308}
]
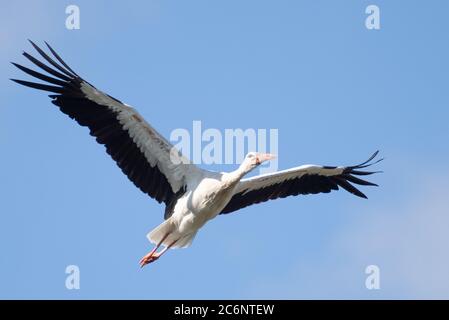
[
  {"left": 139, "top": 233, "right": 169, "bottom": 267},
  {"left": 140, "top": 238, "right": 179, "bottom": 268}
]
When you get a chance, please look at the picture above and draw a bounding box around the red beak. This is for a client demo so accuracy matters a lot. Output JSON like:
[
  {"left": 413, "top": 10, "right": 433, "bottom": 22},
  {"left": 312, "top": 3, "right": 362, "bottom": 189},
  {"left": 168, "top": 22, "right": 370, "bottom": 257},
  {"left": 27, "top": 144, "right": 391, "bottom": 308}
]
[{"left": 257, "top": 153, "right": 277, "bottom": 164}]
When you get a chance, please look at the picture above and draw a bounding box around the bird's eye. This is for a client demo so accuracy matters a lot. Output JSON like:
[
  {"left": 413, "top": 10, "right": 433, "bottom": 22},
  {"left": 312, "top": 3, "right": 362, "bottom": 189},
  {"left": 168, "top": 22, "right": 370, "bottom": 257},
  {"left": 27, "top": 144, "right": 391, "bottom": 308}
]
[{"left": 248, "top": 154, "right": 254, "bottom": 158}]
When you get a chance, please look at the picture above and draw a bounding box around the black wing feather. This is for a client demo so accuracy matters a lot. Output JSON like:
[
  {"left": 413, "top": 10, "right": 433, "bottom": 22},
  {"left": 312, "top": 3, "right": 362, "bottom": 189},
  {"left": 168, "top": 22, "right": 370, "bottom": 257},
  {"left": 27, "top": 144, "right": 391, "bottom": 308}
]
[
  {"left": 29, "top": 40, "right": 76, "bottom": 78},
  {"left": 221, "top": 152, "right": 382, "bottom": 215},
  {"left": 12, "top": 41, "right": 177, "bottom": 206}
]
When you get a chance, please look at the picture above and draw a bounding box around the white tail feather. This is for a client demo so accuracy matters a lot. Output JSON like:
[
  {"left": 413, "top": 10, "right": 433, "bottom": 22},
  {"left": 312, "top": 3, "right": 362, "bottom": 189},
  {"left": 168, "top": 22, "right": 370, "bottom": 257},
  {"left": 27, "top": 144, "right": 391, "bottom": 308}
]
[
  {"left": 147, "top": 219, "right": 175, "bottom": 245},
  {"left": 147, "top": 218, "right": 197, "bottom": 249}
]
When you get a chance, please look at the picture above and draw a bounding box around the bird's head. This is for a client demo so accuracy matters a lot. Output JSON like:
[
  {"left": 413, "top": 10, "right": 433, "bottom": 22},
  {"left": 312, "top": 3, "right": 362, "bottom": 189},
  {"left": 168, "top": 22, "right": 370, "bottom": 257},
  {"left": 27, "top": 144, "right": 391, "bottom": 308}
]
[{"left": 241, "top": 152, "right": 277, "bottom": 173}]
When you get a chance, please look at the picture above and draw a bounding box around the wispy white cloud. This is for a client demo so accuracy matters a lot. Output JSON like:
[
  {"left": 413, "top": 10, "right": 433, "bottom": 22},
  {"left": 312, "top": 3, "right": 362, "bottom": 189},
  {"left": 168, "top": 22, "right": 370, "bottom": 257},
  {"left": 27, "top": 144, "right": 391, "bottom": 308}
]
[
  {"left": 339, "top": 173, "right": 449, "bottom": 299},
  {"left": 247, "top": 170, "right": 449, "bottom": 299}
]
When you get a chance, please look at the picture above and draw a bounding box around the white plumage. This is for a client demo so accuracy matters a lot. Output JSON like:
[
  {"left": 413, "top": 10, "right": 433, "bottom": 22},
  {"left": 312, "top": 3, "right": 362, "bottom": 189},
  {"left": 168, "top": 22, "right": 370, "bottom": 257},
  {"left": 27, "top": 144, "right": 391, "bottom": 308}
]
[{"left": 12, "top": 41, "right": 382, "bottom": 267}]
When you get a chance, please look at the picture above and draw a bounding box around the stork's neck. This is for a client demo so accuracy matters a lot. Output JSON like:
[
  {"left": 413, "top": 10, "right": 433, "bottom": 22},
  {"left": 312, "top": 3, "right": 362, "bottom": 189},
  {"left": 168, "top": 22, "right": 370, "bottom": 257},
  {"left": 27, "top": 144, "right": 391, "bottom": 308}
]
[{"left": 225, "top": 161, "right": 253, "bottom": 184}]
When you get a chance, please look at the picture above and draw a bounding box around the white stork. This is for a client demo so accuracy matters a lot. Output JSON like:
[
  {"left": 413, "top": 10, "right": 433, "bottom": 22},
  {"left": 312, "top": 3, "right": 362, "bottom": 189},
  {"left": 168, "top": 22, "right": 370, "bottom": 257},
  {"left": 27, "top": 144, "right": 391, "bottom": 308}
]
[{"left": 12, "top": 41, "right": 382, "bottom": 267}]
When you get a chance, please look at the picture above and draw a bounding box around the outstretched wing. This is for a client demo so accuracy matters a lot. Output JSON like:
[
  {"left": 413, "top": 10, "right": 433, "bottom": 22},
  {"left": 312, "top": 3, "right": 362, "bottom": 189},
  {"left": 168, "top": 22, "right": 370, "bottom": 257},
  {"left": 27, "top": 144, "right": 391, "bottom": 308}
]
[
  {"left": 11, "top": 40, "right": 200, "bottom": 205},
  {"left": 220, "top": 151, "right": 382, "bottom": 214}
]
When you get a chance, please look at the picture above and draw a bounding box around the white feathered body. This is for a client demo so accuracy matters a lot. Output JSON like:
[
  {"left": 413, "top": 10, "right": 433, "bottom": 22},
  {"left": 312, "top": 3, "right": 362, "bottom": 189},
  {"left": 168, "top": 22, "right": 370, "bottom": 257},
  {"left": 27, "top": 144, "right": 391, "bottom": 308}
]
[{"left": 148, "top": 170, "right": 242, "bottom": 248}]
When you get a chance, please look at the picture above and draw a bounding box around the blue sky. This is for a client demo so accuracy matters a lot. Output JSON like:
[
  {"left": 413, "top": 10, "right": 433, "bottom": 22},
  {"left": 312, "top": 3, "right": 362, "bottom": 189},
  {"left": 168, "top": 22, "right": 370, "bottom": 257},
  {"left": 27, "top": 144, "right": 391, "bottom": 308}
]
[{"left": 1, "top": 0, "right": 449, "bottom": 299}]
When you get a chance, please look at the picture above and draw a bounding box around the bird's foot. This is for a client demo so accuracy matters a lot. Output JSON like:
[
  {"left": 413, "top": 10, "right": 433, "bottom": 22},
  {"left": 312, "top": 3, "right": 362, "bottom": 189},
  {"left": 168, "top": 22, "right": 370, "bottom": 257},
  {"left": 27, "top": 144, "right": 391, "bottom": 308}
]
[{"left": 139, "top": 252, "right": 160, "bottom": 268}]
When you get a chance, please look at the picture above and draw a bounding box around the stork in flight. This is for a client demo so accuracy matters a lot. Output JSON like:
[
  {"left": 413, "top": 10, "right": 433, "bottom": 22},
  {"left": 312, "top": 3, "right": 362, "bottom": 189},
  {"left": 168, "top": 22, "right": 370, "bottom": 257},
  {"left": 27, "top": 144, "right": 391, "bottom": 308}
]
[{"left": 11, "top": 41, "right": 382, "bottom": 267}]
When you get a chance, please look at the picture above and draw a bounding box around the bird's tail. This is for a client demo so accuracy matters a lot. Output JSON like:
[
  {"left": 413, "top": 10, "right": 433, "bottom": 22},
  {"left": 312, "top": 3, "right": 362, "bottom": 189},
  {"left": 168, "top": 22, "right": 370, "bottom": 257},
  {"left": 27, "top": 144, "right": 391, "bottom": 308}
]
[
  {"left": 147, "top": 218, "right": 196, "bottom": 249},
  {"left": 147, "top": 219, "right": 175, "bottom": 246}
]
